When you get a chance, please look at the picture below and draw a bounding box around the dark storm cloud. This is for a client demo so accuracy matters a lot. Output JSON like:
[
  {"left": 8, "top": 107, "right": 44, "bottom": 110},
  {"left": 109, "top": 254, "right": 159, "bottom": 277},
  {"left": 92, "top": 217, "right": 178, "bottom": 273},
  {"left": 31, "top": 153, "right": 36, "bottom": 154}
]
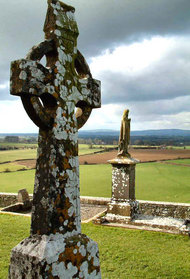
[
  {"left": 1, "top": 0, "right": 190, "bottom": 59},
  {"left": 0, "top": 0, "right": 46, "bottom": 100},
  {"left": 70, "top": 0, "right": 190, "bottom": 57},
  {"left": 0, "top": 0, "right": 190, "bottom": 101}
]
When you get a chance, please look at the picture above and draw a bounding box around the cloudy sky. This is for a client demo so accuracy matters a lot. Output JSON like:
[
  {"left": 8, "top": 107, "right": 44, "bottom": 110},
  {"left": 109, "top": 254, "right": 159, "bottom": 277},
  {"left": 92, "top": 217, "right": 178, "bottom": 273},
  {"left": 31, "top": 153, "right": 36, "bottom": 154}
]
[{"left": 0, "top": 0, "right": 190, "bottom": 133}]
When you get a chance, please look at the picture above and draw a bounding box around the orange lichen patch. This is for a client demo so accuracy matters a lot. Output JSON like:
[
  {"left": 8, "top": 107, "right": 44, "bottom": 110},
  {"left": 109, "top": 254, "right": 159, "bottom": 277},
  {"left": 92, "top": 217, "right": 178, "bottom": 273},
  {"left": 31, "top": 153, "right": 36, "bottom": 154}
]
[
  {"left": 50, "top": 164, "right": 55, "bottom": 169},
  {"left": 53, "top": 92, "right": 58, "bottom": 98},
  {"left": 56, "top": 208, "right": 62, "bottom": 214},
  {"left": 66, "top": 150, "right": 70, "bottom": 157},
  {"left": 58, "top": 252, "right": 65, "bottom": 262},
  {"left": 55, "top": 200, "right": 71, "bottom": 219},
  {"left": 68, "top": 220, "right": 76, "bottom": 230},
  {"left": 88, "top": 258, "right": 98, "bottom": 273},
  {"left": 63, "top": 173, "right": 69, "bottom": 180},
  {"left": 61, "top": 209, "right": 69, "bottom": 219},
  {"left": 45, "top": 72, "right": 52, "bottom": 81},
  {"left": 54, "top": 68, "right": 58, "bottom": 74},
  {"left": 62, "top": 111, "right": 67, "bottom": 117},
  {"left": 59, "top": 216, "right": 64, "bottom": 223},
  {"left": 63, "top": 157, "right": 71, "bottom": 169},
  {"left": 59, "top": 175, "right": 66, "bottom": 183},
  {"left": 47, "top": 267, "right": 53, "bottom": 278},
  {"left": 65, "top": 198, "right": 71, "bottom": 209},
  {"left": 37, "top": 230, "right": 41, "bottom": 235},
  {"left": 55, "top": 194, "right": 61, "bottom": 206},
  {"left": 65, "top": 247, "right": 84, "bottom": 266}
]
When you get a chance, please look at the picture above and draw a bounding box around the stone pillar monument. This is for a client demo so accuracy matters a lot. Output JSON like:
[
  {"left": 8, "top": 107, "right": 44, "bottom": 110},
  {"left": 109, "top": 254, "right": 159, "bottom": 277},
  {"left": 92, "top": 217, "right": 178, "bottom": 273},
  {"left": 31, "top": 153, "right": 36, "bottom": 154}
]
[
  {"left": 106, "top": 110, "right": 139, "bottom": 223},
  {"left": 9, "top": 1, "right": 101, "bottom": 278}
]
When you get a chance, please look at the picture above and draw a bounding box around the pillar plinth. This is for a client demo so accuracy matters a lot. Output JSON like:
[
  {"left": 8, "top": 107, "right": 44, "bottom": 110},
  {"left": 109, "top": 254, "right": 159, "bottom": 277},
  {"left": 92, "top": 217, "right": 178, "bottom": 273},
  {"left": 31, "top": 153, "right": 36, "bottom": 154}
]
[{"left": 106, "top": 156, "right": 139, "bottom": 223}]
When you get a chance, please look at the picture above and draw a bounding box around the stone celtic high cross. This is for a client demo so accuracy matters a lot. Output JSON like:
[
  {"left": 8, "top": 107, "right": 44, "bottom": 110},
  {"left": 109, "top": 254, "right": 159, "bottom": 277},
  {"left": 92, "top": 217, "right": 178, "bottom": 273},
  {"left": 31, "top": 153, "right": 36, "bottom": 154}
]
[{"left": 9, "top": 0, "right": 101, "bottom": 278}]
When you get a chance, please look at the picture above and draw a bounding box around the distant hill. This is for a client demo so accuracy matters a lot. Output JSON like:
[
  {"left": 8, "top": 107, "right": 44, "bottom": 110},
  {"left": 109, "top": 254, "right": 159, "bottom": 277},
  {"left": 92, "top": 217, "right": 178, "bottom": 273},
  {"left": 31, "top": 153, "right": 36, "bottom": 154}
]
[
  {"left": 0, "top": 129, "right": 190, "bottom": 138},
  {"left": 131, "top": 129, "right": 190, "bottom": 137},
  {"left": 79, "top": 129, "right": 190, "bottom": 138}
]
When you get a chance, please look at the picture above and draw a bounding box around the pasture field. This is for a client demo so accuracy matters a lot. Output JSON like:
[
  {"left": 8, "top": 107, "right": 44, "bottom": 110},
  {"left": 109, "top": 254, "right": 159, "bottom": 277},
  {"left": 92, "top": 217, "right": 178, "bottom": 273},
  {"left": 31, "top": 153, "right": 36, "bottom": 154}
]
[
  {"left": 78, "top": 144, "right": 105, "bottom": 155},
  {"left": 0, "top": 142, "right": 37, "bottom": 148},
  {"left": 0, "top": 149, "right": 37, "bottom": 163},
  {"left": 136, "top": 162, "right": 190, "bottom": 203},
  {"left": 1, "top": 146, "right": 190, "bottom": 164},
  {"left": 0, "top": 214, "right": 190, "bottom": 279},
  {"left": 0, "top": 162, "right": 189, "bottom": 203},
  {"left": 0, "top": 162, "right": 29, "bottom": 173},
  {"left": 0, "top": 144, "right": 110, "bottom": 163},
  {"left": 79, "top": 148, "right": 190, "bottom": 164},
  {"left": 167, "top": 146, "right": 190, "bottom": 150},
  {"left": 0, "top": 170, "right": 35, "bottom": 193},
  {"left": 166, "top": 159, "right": 190, "bottom": 165}
]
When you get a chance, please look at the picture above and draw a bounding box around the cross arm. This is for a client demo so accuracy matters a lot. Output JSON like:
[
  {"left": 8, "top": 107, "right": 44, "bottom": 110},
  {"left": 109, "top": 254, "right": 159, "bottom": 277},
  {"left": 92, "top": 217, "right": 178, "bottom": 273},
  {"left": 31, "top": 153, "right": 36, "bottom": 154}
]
[{"left": 10, "top": 40, "right": 55, "bottom": 98}]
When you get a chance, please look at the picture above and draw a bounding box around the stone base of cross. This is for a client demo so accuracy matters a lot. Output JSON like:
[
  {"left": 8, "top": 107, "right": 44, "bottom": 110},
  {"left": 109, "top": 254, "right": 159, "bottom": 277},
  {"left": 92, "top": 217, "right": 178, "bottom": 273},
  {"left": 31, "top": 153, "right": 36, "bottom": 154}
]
[
  {"left": 9, "top": 1, "right": 101, "bottom": 278},
  {"left": 9, "top": 234, "right": 101, "bottom": 278}
]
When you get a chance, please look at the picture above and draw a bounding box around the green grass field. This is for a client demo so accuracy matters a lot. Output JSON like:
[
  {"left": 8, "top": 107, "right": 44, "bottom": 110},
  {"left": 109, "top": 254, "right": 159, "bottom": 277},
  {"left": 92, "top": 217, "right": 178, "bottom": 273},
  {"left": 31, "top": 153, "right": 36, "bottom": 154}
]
[
  {"left": 0, "top": 142, "right": 37, "bottom": 148},
  {"left": 0, "top": 162, "right": 189, "bottom": 203},
  {"left": 166, "top": 159, "right": 190, "bottom": 165},
  {"left": 0, "top": 162, "right": 29, "bottom": 173},
  {"left": 0, "top": 214, "right": 189, "bottom": 279},
  {"left": 136, "top": 163, "right": 190, "bottom": 203},
  {"left": 0, "top": 144, "right": 110, "bottom": 163},
  {"left": 167, "top": 146, "right": 190, "bottom": 150},
  {"left": 0, "top": 149, "right": 37, "bottom": 163},
  {"left": 78, "top": 144, "right": 104, "bottom": 155}
]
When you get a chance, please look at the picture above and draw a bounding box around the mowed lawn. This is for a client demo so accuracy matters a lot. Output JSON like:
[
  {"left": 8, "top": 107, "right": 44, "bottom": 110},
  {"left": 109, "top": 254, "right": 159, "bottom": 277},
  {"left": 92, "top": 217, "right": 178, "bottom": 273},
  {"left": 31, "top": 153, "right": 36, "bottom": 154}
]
[
  {"left": 0, "top": 214, "right": 190, "bottom": 279},
  {"left": 0, "top": 162, "right": 189, "bottom": 203}
]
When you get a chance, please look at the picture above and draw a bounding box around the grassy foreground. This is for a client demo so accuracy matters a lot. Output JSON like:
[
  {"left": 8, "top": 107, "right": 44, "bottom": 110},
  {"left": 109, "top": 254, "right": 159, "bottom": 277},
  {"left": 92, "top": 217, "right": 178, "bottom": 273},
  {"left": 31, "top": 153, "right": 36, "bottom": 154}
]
[
  {"left": 0, "top": 162, "right": 189, "bottom": 203},
  {"left": 0, "top": 214, "right": 189, "bottom": 279}
]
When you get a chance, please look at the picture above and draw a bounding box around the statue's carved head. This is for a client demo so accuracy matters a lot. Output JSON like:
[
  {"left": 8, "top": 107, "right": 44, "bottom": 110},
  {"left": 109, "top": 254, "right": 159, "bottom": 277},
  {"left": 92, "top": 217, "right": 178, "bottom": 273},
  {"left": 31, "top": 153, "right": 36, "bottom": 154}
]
[{"left": 123, "top": 109, "right": 129, "bottom": 119}]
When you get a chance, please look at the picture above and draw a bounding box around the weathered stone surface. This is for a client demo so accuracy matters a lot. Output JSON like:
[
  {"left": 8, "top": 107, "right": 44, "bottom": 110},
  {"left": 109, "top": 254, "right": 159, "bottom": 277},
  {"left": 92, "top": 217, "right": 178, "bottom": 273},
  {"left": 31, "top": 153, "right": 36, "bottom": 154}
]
[
  {"left": 17, "top": 189, "right": 32, "bottom": 209},
  {"left": 138, "top": 200, "right": 190, "bottom": 220},
  {"left": 9, "top": 234, "right": 101, "bottom": 279},
  {"left": 111, "top": 164, "right": 136, "bottom": 201},
  {"left": 106, "top": 201, "right": 138, "bottom": 223},
  {"left": 9, "top": 0, "right": 101, "bottom": 277},
  {"left": 0, "top": 193, "right": 18, "bottom": 207}
]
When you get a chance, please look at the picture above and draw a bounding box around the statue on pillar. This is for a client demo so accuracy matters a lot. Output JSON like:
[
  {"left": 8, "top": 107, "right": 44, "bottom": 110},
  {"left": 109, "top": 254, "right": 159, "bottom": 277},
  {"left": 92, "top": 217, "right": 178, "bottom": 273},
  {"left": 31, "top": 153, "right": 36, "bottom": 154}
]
[
  {"left": 118, "top": 109, "right": 131, "bottom": 157},
  {"left": 104, "top": 108, "right": 139, "bottom": 225}
]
